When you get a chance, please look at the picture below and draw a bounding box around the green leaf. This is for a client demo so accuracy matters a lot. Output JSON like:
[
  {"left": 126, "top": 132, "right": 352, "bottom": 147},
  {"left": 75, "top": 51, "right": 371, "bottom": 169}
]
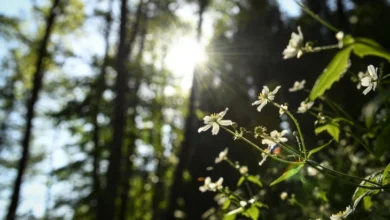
[
  {"left": 363, "top": 196, "right": 373, "bottom": 211},
  {"left": 270, "top": 164, "right": 304, "bottom": 186},
  {"left": 309, "top": 46, "right": 353, "bottom": 100},
  {"left": 315, "top": 122, "right": 340, "bottom": 142},
  {"left": 308, "top": 139, "right": 333, "bottom": 158},
  {"left": 247, "top": 175, "right": 263, "bottom": 187},
  {"left": 383, "top": 163, "right": 390, "bottom": 185},
  {"left": 355, "top": 37, "right": 383, "bottom": 48},
  {"left": 223, "top": 213, "right": 236, "bottom": 220},
  {"left": 243, "top": 206, "right": 260, "bottom": 220},
  {"left": 237, "top": 176, "right": 245, "bottom": 187},
  {"left": 352, "top": 43, "right": 390, "bottom": 63},
  {"left": 222, "top": 199, "right": 231, "bottom": 210}
]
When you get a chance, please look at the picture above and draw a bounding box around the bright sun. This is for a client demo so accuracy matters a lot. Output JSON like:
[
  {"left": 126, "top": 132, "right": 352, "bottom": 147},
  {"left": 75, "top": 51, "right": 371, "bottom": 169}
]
[{"left": 165, "top": 37, "right": 208, "bottom": 89}]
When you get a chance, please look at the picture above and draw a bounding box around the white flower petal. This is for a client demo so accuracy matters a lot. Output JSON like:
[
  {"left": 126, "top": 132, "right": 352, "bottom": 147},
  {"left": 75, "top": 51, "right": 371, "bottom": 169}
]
[
  {"left": 272, "top": 86, "right": 281, "bottom": 95},
  {"left": 262, "top": 86, "right": 269, "bottom": 95},
  {"left": 257, "top": 100, "right": 267, "bottom": 112},
  {"left": 361, "top": 77, "right": 371, "bottom": 87},
  {"left": 252, "top": 100, "right": 261, "bottom": 106},
  {"left": 367, "top": 65, "right": 377, "bottom": 79},
  {"left": 363, "top": 85, "right": 372, "bottom": 95},
  {"left": 198, "top": 124, "right": 212, "bottom": 133},
  {"left": 218, "top": 119, "right": 233, "bottom": 126},
  {"left": 211, "top": 123, "right": 220, "bottom": 135},
  {"left": 218, "top": 108, "right": 229, "bottom": 118}
]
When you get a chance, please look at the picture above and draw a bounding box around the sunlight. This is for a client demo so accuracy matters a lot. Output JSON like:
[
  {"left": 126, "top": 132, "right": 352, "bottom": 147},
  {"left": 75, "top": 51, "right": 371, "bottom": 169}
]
[{"left": 165, "top": 37, "right": 208, "bottom": 90}]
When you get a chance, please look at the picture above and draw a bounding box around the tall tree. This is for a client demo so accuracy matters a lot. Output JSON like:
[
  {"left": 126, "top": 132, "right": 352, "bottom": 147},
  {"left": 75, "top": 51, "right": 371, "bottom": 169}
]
[
  {"left": 6, "top": 0, "right": 62, "bottom": 219},
  {"left": 97, "top": 0, "right": 130, "bottom": 219},
  {"left": 165, "top": 0, "right": 209, "bottom": 218}
]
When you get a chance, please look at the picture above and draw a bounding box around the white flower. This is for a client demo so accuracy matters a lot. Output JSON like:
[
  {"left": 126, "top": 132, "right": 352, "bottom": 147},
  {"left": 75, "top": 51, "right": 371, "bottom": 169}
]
[
  {"left": 361, "top": 65, "right": 378, "bottom": 95},
  {"left": 239, "top": 201, "right": 248, "bottom": 207},
  {"left": 262, "top": 130, "right": 289, "bottom": 147},
  {"left": 279, "top": 104, "right": 288, "bottom": 116},
  {"left": 314, "top": 113, "right": 326, "bottom": 125},
  {"left": 307, "top": 167, "right": 318, "bottom": 176},
  {"left": 297, "top": 101, "right": 314, "bottom": 114},
  {"left": 199, "top": 177, "right": 224, "bottom": 192},
  {"left": 198, "top": 108, "right": 233, "bottom": 135},
  {"left": 258, "top": 152, "right": 268, "bottom": 166},
  {"left": 335, "top": 31, "right": 344, "bottom": 48},
  {"left": 252, "top": 86, "right": 281, "bottom": 112},
  {"left": 289, "top": 80, "right": 306, "bottom": 92},
  {"left": 215, "top": 148, "right": 228, "bottom": 164},
  {"left": 280, "top": 192, "right": 288, "bottom": 200},
  {"left": 239, "top": 166, "right": 248, "bottom": 175},
  {"left": 356, "top": 71, "right": 367, "bottom": 89},
  {"left": 330, "top": 206, "right": 352, "bottom": 220},
  {"left": 283, "top": 26, "right": 304, "bottom": 59}
]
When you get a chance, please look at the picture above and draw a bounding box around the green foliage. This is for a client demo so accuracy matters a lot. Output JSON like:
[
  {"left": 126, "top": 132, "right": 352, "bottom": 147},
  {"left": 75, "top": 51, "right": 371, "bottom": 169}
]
[
  {"left": 247, "top": 175, "right": 263, "bottom": 187},
  {"left": 243, "top": 205, "right": 260, "bottom": 220},
  {"left": 314, "top": 121, "right": 340, "bottom": 141},
  {"left": 309, "top": 46, "right": 353, "bottom": 100},
  {"left": 308, "top": 140, "right": 333, "bottom": 158},
  {"left": 270, "top": 164, "right": 304, "bottom": 186}
]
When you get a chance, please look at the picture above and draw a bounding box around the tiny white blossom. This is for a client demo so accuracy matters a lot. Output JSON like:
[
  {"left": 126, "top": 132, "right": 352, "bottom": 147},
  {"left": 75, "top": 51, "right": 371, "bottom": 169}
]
[
  {"left": 307, "top": 167, "right": 318, "bottom": 176},
  {"left": 239, "top": 201, "right": 248, "bottom": 207},
  {"left": 279, "top": 104, "right": 288, "bottom": 117},
  {"left": 356, "top": 71, "right": 367, "bottom": 89},
  {"left": 280, "top": 192, "right": 288, "bottom": 200},
  {"left": 252, "top": 86, "right": 281, "bottom": 112},
  {"left": 215, "top": 148, "right": 228, "bottom": 164},
  {"left": 239, "top": 166, "right": 248, "bottom": 175},
  {"left": 297, "top": 101, "right": 314, "bottom": 114},
  {"left": 262, "top": 130, "right": 289, "bottom": 147},
  {"left": 198, "top": 108, "right": 233, "bottom": 135},
  {"left": 258, "top": 152, "right": 268, "bottom": 166},
  {"left": 283, "top": 26, "right": 304, "bottom": 59},
  {"left": 361, "top": 65, "right": 378, "bottom": 95},
  {"left": 330, "top": 206, "right": 352, "bottom": 220},
  {"left": 289, "top": 80, "right": 306, "bottom": 92},
  {"left": 199, "top": 177, "right": 224, "bottom": 192},
  {"left": 335, "top": 31, "right": 344, "bottom": 48}
]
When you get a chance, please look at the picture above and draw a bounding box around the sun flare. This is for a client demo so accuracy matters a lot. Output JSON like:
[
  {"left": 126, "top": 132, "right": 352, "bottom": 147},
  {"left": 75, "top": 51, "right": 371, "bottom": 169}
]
[{"left": 165, "top": 37, "right": 208, "bottom": 89}]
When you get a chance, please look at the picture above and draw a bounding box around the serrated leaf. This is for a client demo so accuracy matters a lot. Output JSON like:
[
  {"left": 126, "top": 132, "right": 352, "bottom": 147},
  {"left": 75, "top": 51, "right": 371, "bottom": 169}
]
[
  {"left": 270, "top": 164, "right": 304, "bottom": 186},
  {"left": 309, "top": 46, "right": 353, "bottom": 100},
  {"left": 352, "top": 43, "right": 390, "bottom": 63},
  {"left": 247, "top": 175, "right": 263, "bottom": 187},
  {"left": 308, "top": 139, "right": 333, "bottom": 158},
  {"left": 222, "top": 199, "right": 231, "bottom": 210},
  {"left": 315, "top": 122, "right": 340, "bottom": 141},
  {"left": 243, "top": 206, "right": 260, "bottom": 220},
  {"left": 237, "top": 176, "right": 245, "bottom": 187}
]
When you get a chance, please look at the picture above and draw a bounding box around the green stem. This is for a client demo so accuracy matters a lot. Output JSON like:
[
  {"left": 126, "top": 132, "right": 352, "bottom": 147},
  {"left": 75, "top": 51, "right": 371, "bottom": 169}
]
[
  {"left": 269, "top": 100, "right": 307, "bottom": 158},
  {"left": 222, "top": 127, "right": 304, "bottom": 165},
  {"left": 307, "top": 44, "right": 340, "bottom": 52},
  {"left": 294, "top": 0, "right": 339, "bottom": 32},
  {"left": 380, "top": 73, "right": 390, "bottom": 81},
  {"left": 307, "top": 160, "right": 383, "bottom": 187}
]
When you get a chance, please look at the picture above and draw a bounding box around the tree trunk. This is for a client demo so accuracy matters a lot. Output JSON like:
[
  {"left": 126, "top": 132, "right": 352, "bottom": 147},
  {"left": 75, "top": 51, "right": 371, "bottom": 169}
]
[
  {"left": 165, "top": 1, "right": 208, "bottom": 219},
  {"left": 91, "top": 0, "right": 114, "bottom": 216},
  {"left": 6, "top": 0, "right": 61, "bottom": 219},
  {"left": 97, "top": 0, "right": 129, "bottom": 219},
  {"left": 118, "top": 3, "right": 147, "bottom": 219}
]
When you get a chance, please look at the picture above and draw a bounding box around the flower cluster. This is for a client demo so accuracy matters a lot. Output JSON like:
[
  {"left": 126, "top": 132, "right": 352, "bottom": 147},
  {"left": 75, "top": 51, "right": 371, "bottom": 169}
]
[
  {"left": 199, "top": 177, "right": 224, "bottom": 192},
  {"left": 283, "top": 26, "right": 304, "bottom": 59}
]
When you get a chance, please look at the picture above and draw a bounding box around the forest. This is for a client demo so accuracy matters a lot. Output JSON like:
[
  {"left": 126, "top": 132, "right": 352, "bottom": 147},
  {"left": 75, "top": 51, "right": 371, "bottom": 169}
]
[{"left": 1, "top": 0, "right": 390, "bottom": 219}]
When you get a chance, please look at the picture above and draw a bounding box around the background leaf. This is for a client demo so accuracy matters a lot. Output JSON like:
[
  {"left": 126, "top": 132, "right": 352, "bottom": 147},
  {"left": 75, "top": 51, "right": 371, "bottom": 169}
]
[
  {"left": 270, "top": 164, "right": 304, "bottom": 186},
  {"left": 315, "top": 122, "right": 340, "bottom": 141}
]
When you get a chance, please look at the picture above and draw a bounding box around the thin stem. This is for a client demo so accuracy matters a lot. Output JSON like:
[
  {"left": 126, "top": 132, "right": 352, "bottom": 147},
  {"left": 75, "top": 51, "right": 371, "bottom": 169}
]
[
  {"left": 269, "top": 100, "right": 307, "bottom": 158},
  {"left": 306, "top": 44, "right": 340, "bottom": 52},
  {"left": 294, "top": 0, "right": 339, "bottom": 32},
  {"left": 222, "top": 127, "right": 304, "bottom": 165},
  {"left": 307, "top": 160, "right": 383, "bottom": 187},
  {"left": 380, "top": 73, "right": 390, "bottom": 81}
]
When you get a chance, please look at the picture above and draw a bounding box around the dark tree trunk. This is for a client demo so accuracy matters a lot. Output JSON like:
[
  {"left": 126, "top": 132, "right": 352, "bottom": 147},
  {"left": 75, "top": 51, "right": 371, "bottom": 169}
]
[
  {"left": 97, "top": 0, "right": 129, "bottom": 219},
  {"left": 6, "top": 0, "right": 61, "bottom": 219},
  {"left": 165, "top": 1, "right": 208, "bottom": 219},
  {"left": 118, "top": 2, "right": 147, "bottom": 219},
  {"left": 91, "top": 0, "right": 114, "bottom": 217}
]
